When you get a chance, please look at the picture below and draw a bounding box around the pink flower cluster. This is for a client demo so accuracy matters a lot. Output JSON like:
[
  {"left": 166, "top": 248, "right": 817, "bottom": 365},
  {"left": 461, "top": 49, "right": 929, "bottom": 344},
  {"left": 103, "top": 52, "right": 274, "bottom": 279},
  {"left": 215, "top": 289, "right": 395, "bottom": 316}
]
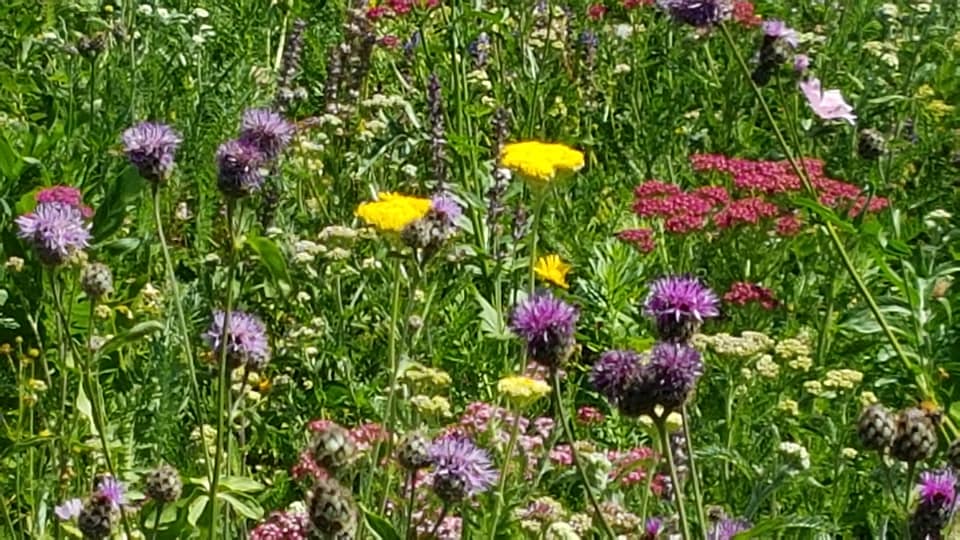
[
  {"left": 459, "top": 401, "right": 553, "bottom": 461},
  {"left": 366, "top": 0, "right": 439, "bottom": 20},
  {"left": 577, "top": 406, "right": 605, "bottom": 425},
  {"left": 733, "top": 1, "right": 762, "bottom": 27},
  {"left": 723, "top": 282, "right": 778, "bottom": 310},
  {"left": 622, "top": 0, "right": 654, "bottom": 8},
  {"left": 36, "top": 186, "right": 94, "bottom": 219},
  {"left": 608, "top": 446, "right": 666, "bottom": 492},
  {"left": 617, "top": 228, "right": 656, "bottom": 254},
  {"left": 249, "top": 510, "right": 309, "bottom": 540},
  {"left": 292, "top": 420, "right": 388, "bottom": 481}
]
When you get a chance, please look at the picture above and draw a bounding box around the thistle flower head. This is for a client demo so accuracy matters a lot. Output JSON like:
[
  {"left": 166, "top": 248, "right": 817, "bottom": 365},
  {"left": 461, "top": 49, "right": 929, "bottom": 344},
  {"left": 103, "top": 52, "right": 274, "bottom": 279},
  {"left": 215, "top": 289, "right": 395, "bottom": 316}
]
[
  {"left": 428, "top": 435, "right": 497, "bottom": 502},
  {"left": 16, "top": 202, "right": 92, "bottom": 265},
  {"left": 240, "top": 108, "right": 295, "bottom": 160},
  {"left": 216, "top": 139, "right": 266, "bottom": 197},
  {"left": 918, "top": 470, "right": 958, "bottom": 507},
  {"left": 122, "top": 122, "right": 182, "bottom": 183},
  {"left": 646, "top": 342, "right": 703, "bottom": 410},
  {"left": 643, "top": 275, "right": 719, "bottom": 341},
  {"left": 590, "top": 350, "right": 642, "bottom": 405},
  {"left": 509, "top": 293, "right": 579, "bottom": 368},
  {"left": 429, "top": 193, "right": 462, "bottom": 226},
  {"left": 762, "top": 19, "right": 798, "bottom": 48},
  {"left": 203, "top": 310, "right": 271, "bottom": 371},
  {"left": 708, "top": 517, "right": 751, "bottom": 540},
  {"left": 94, "top": 475, "right": 125, "bottom": 510},
  {"left": 658, "top": 0, "right": 733, "bottom": 28}
]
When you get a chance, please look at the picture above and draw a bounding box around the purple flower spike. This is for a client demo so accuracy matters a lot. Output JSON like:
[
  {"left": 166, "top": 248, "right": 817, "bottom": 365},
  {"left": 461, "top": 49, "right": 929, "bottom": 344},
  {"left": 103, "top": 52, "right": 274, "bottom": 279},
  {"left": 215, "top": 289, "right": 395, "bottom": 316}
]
[
  {"left": 55, "top": 498, "right": 83, "bottom": 521},
  {"left": 203, "top": 310, "right": 271, "bottom": 371},
  {"left": 591, "top": 350, "right": 642, "bottom": 405},
  {"left": 216, "top": 139, "right": 265, "bottom": 197},
  {"left": 428, "top": 436, "right": 497, "bottom": 503},
  {"left": 647, "top": 342, "right": 703, "bottom": 410},
  {"left": 122, "top": 122, "right": 182, "bottom": 183},
  {"left": 708, "top": 518, "right": 751, "bottom": 540},
  {"left": 509, "top": 293, "right": 579, "bottom": 368},
  {"left": 95, "top": 475, "right": 125, "bottom": 510},
  {"left": 643, "top": 275, "right": 719, "bottom": 342},
  {"left": 762, "top": 20, "right": 799, "bottom": 48},
  {"left": 16, "top": 202, "right": 92, "bottom": 265},
  {"left": 240, "top": 108, "right": 295, "bottom": 160},
  {"left": 657, "top": 0, "right": 732, "bottom": 28}
]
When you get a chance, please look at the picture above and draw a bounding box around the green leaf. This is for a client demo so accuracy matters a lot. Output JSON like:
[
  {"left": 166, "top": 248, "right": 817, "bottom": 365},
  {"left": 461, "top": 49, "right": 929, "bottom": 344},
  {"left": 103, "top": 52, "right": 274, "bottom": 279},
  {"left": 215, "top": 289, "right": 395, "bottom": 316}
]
[
  {"left": 96, "top": 320, "right": 164, "bottom": 358},
  {"left": 187, "top": 495, "right": 209, "bottom": 526},
  {"left": 216, "top": 492, "right": 263, "bottom": 520},
  {"left": 76, "top": 379, "right": 96, "bottom": 434},
  {"left": 245, "top": 235, "right": 291, "bottom": 293},
  {"left": 361, "top": 504, "right": 401, "bottom": 540},
  {"left": 0, "top": 135, "right": 21, "bottom": 179},
  {"left": 474, "top": 290, "right": 508, "bottom": 340},
  {"left": 92, "top": 166, "right": 146, "bottom": 240},
  {"left": 219, "top": 476, "right": 264, "bottom": 494}
]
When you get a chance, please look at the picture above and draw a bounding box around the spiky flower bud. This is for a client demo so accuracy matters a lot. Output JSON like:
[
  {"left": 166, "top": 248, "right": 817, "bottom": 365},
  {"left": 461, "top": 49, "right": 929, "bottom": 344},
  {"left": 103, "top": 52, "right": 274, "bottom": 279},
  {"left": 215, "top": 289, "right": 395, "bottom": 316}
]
[
  {"left": 81, "top": 263, "right": 114, "bottom": 300},
  {"left": 397, "top": 431, "right": 432, "bottom": 471},
  {"left": 307, "top": 476, "right": 358, "bottom": 540},
  {"left": 892, "top": 407, "right": 940, "bottom": 463},
  {"left": 947, "top": 438, "right": 960, "bottom": 470},
  {"left": 858, "top": 129, "right": 887, "bottom": 160},
  {"left": 145, "top": 464, "right": 182, "bottom": 503},
  {"left": 77, "top": 498, "right": 117, "bottom": 539},
  {"left": 857, "top": 404, "right": 896, "bottom": 452},
  {"left": 310, "top": 424, "right": 358, "bottom": 474}
]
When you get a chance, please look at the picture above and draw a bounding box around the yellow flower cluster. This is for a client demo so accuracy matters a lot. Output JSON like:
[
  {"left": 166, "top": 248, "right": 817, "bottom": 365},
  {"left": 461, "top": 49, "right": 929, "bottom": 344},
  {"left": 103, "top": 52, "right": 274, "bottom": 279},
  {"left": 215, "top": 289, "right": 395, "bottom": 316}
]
[
  {"left": 498, "top": 375, "right": 551, "bottom": 408},
  {"left": 774, "top": 333, "right": 813, "bottom": 371},
  {"left": 500, "top": 141, "right": 584, "bottom": 186},
  {"left": 777, "top": 398, "right": 799, "bottom": 416},
  {"left": 822, "top": 369, "right": 864, "bottom": 390},
  {"left": 410, "top": 395, "right": 452, "bottom": 417},
  {"left": 355, "top": 192, "right": 431, "bottom": 232},
  {"left": 401, "top": 363, "right": 452, "bottom": 392},
  {"left": 754, "top": 354, "right": 780, "bottom": 379},
  {"left": 695, "top": 331, "right": 774, "bottom": 358},
  {"left": 534, "top": 254, "right": 571, "bottom": 289}
]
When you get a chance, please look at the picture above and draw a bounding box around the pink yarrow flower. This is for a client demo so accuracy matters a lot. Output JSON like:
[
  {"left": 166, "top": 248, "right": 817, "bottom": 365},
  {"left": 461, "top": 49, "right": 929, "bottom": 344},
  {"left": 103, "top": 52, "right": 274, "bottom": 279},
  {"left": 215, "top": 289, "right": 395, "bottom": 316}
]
[{"left": 800, "top": 78, "right": 856, "bottom": 125}]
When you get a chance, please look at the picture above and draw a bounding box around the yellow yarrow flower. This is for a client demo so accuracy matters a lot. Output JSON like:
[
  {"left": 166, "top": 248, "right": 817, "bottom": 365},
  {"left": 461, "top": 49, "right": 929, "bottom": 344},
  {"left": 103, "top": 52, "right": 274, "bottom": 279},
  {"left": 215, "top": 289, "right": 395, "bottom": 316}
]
[
  {"left": 498, "top": 375, "right": 551, "bottom": 408},
  {"left": 355, "top": 192, "right": 431, "bottom": 232},
  {"left": 500, "top": 141, "right": 584, "bottom": 187},
  {"left": 534, "top": 254, "right": 571, "bottom": 289}
]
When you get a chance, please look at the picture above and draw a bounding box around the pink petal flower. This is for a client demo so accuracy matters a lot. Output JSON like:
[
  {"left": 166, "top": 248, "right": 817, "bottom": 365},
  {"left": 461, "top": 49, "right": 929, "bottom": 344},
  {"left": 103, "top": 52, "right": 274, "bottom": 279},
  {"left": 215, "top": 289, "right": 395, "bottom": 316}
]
[{"left": 800, "top": 78, "right": 856, "bottom": 125}]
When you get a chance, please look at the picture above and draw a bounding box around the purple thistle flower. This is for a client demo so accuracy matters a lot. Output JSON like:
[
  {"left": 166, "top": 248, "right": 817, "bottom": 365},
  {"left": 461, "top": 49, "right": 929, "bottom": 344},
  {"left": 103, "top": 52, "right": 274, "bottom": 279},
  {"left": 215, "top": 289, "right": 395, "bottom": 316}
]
[
  {"left": 216, "top": 139, "right": 265, "bottom": 197},
  {"left": 646, "top": 342, "right": 703, "bottom": 411},
  {"left": 54, "top": 498, "right": 83, "bottom": 521},
  {"left": 95, "top": 475, "right": 125, "bottom": 510},
  {"left": 708, "top": 518, "right": 751, "bottom": 540},
  {"left": 428, "top": 436, "right": 498, "bottom": 503},
  {"left": 643, "top": 517, "right": 664, "bottom": 539},
  {"left": 121, "top": 122, "right": 182, "bottom": 183},
  {"left": 509, "top": 293, "right": 579, "bottom": 368},
  {"left": 794, "top": 54, "right": 810, "bottom": 74},
  {"left": 657, "top": 0, "right": 733, "bottom": 28},
  {"left": 430, "top": 193, "right": 462, "bottom": 227},
  {"left": 15, "top": 202, "right": 92, "bottom": 265},
  {"left": 240, "top": 108, "right": 295, "bottom": 160},
  {"left": 643, "top": 275, "right": 719, "bottom": 342},
  {"left": 590, "top": 350, "right": 642, "bottom": 405},
  {"left": 762, "top": 20, "right": 799, "bottom": 48},
  {"left": 203, "top": 310, "right": 271, "bottom": 371},
  {"left": 911, "top": 469, "right": 958, "bottom": 538}
]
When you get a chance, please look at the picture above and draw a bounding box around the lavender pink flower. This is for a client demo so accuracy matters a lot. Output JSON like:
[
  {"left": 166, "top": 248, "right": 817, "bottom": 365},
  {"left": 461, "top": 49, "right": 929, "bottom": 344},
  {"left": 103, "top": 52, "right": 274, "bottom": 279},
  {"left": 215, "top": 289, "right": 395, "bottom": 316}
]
[
  {"left": 122, "top": 121, "right": 182, "bottom": 183},
  {"left": 202, "top": 310, "right": 271, "bottom": 371},
  {"left": 800, "top": 78, "right": 856, "bottom": 125},
  {"left": 762, "top": 20, "right": 798, "bottom": 48},
  {"left": 643, "top": 275, "right": 719, "bottom": 342},
  {"left": 55, "top": 498, "right": 83, "bottom": 521},
  {"left": 240, "top": 108, "right": 295, "bottom": 160},
  {"left": 509, "top": 293, "right": 579, "bottom": 368},
  {"left": 216, "top": 139, "right": 266, "bottom": 197},
  {"left": 428, "top": 436, "right": 497, "bottom": 502},
  {"left": 36, "top": 186, "right": 94, "bottom": 218},
  {"left": 16, "top": 202, "right": 92, "bottom": 265}
]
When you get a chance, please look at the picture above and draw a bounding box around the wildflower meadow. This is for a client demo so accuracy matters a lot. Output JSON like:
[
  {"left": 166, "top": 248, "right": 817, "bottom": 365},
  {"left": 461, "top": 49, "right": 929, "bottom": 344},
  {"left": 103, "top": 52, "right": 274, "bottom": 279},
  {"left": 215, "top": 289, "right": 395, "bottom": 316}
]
[{"left": 2, "top": 0, "right": 960, "bottom": 538}]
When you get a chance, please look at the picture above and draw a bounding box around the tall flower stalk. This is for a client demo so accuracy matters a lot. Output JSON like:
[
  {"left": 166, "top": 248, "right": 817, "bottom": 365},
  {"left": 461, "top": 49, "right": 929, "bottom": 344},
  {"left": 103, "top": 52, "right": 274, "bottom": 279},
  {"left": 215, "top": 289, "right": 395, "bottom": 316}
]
[
  {"left": 656, "top": 415, "right": 692, "bottom": 540},
  {"left": 682, "top": 405, "right": 709, "bottom": 539}
]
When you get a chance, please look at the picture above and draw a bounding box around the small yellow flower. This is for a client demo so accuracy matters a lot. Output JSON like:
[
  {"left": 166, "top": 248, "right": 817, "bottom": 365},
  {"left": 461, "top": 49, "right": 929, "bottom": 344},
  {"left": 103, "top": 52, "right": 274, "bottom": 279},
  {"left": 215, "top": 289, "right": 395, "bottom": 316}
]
[
  {"left": 498, "top": 375, "right": 551, "bottom": 408},
  {"left": 355, "top": 192, "right": 431, "bottom": 232},
  {"left": 777, "top": 398, "right": 799, "bottom": 417},
  {"left": 499, "top": 141, "right": 584, "bottom": 187},
  {"left": 534, "top": 254, "right": 571, "bottom": 289}
]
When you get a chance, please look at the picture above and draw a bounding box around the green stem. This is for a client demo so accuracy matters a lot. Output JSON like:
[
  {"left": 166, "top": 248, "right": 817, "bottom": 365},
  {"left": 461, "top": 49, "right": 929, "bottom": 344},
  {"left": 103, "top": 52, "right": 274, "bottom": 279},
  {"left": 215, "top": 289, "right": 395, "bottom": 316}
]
[
  {"left": 681, "top": 406, "right": 708, "bottom": 540},
  {"left": 656, "top": 417, "right": 692, "bottom": 540},
  {"left": 403, "top": 471, "right": 417, "bottom": 540},
  {"left": 209, "top": 199, "right": 238, "bottom": 540},
  {"left": 489, "top": 407, "right": 523, "bottom": 539},
  {"left": 719, "top": 23, "right": 930, "bottom": 403},
  {"left": 150, "top": 502, "right": 163, "bottom": 540},
  {"left": 377, "top": 257, "right": 405, "bottom": 513},
  {"left": 152, "top": 185, "right": 213, "bottom": 478},
  {"left": 551, "top": 371, "right": 615, "bottom": 539}
]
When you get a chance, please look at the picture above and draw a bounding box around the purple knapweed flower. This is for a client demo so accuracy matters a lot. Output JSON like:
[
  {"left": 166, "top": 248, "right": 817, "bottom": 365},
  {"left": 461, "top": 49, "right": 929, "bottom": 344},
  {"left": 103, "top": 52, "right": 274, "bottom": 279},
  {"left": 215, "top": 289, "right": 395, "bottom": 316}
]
[
  {"left": 95, "top": 475, "right": 125, "bottom": 510},
  {"left": 509, "top": 293, "right": 579, "bottom": 368},
  {"left": 428, "top": 436, "right": 497, "bottom": 503},
  {"left": 54, "top": 498, "right": 83, "bottom": 521},
  {"left": 646, "top": 342, "right": 703, "bottom": 410},
  {"left": 16, "top": 202, "right": 92, "bottom": 265},
  {"left": 800, "top": 78, "right": 856, "bottom": 125},
  {"left": 708, "top": 518, "right": 751, "bottom": 540},
  {"left": 643, "top": 275, "right": 720, "bottom": 342},
  {"left": 240, "top": 108, "right": 295, "bottom": 160},
  {"left": 37, "top": 186, "right": 94, "bottom": 219},
  {"left": 122, "top": 122, "right": 182, "bottom": 183},
  {"left": 643, "top": 517, "right": 664, "bottom": 539},
  {"left": 657, "top": 0, "right": 733, "bottom": 28},
  {"left": 762, "top": 20, "right": 799, "bottom": 48},
  {"left": 216, "top": 139, "right": 265, "bottom": 197},
  {"left": 430, "top": 193, "right": 463, "bottom": 227},
  {"left": 794, "top": 54, "right": 810, "bottom": 74},
  {"left": 590, "top": 350, "right": 642, "bottom": 405},
  {"left": 203, "top": 310, "right": 271, "bottom": 371},
  {"left": 249, "top": 510, "right": 309, "bottom": 540},
  {"left": 910, "top": 469, "right": 958, "bottom": 538}
]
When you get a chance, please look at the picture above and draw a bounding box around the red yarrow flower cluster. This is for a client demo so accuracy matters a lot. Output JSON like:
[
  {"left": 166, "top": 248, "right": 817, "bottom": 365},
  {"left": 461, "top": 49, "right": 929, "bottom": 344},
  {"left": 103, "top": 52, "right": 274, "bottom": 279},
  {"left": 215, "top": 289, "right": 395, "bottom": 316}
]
[
  {"left": 723, "top": 282, "right": 778, "bottom": 310},
  {"left": 588, "top": 3, "right": 607, "bottom": 20},
  {"left": 733, "top": 1, "right": 761, "bottom": 27},
  {"left": 622, "top": 0, "right": 654, "bottom": 8},
  {"left": 367, "top": 0, "right": 439, "bottom": 19},
  {"left": 617, "top": 228, "right": 655, "bottom": 254},
  {"left": 37, "top": 186, "right": 94, "bottom": 219}
]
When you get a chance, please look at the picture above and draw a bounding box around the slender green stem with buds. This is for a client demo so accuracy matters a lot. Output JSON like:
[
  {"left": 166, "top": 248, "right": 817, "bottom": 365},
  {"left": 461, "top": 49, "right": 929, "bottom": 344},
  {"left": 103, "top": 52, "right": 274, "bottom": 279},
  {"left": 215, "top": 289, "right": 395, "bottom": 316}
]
[{"left": 681, "top": 406, "right": 709, "bottom": 540}]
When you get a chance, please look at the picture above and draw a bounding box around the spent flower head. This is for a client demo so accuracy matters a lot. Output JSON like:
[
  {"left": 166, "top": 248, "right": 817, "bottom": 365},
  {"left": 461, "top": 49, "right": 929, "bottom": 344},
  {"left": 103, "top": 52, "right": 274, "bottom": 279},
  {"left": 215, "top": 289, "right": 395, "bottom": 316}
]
[{"left": 657, "top": 0, "right": 733, "bottom": 28}]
